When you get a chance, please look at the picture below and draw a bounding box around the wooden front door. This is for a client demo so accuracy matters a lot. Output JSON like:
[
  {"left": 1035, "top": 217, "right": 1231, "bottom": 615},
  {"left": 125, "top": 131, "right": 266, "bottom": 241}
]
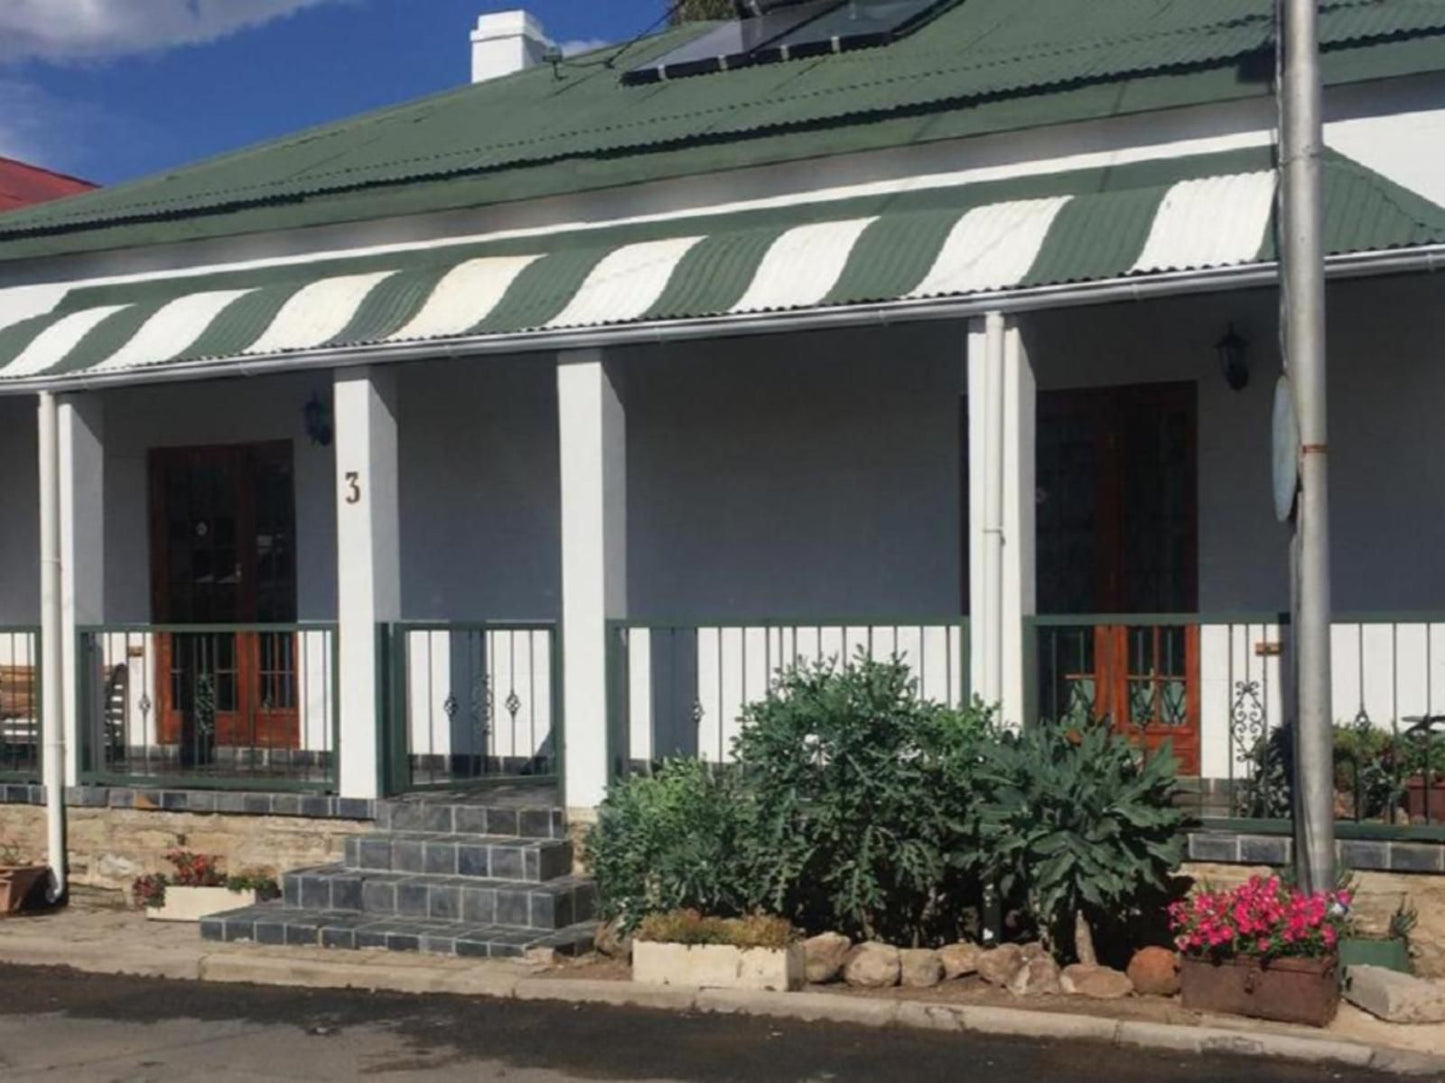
[
  {"left": 149, "top": 443, "right": 299, "bottom": 760},
  {"left": 1035, "top": 383, "right": 1201, "bottom": 773}
]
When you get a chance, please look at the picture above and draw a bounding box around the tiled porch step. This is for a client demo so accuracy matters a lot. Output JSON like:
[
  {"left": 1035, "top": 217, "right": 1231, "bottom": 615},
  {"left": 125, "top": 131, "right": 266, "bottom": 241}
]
[
  {"left": 376, "top": 800, "right": 566, "bottom": 839},
  {"left": 200, "top": 903, "right": 597, "bottom": 959},
  {"left": 282, "top": 865, "right": 598, "bottom": 930},
  {"left": 342, "top": 832, "right": 572, "bottom": 882}
]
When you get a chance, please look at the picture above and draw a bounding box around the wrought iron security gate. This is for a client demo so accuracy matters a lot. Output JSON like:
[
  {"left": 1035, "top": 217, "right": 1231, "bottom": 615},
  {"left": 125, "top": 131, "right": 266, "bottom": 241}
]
[{"left": 382, "top": 621, "right": 560, "bottom": 793}]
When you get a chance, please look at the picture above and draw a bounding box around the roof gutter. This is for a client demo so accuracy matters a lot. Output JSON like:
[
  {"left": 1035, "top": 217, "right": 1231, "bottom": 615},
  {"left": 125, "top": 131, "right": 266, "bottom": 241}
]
[{"left": 4, "top": 243, "right": 1442, "bottom": 395}]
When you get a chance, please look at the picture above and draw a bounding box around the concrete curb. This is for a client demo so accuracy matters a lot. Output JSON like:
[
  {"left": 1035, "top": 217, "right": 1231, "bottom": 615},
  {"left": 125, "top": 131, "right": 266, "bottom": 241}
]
[{"left": 2, "top": 937, "right": 1441, "bottom": 1076}]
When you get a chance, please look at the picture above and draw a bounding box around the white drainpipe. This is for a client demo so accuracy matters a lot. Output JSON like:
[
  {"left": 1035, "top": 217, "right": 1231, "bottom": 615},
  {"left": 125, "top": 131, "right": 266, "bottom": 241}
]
[
  {"left": 981, "top": 311, "right": 1006, "bottom": 708},
  {"left": 37, "top": 391, "right": 66, "bottom": 899}
]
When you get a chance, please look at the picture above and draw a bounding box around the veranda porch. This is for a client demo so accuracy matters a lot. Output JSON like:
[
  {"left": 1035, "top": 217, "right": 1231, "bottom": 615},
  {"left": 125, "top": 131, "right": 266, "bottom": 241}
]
[{"left": 0, "top": 272, "right": 1441, "bottom": 833}]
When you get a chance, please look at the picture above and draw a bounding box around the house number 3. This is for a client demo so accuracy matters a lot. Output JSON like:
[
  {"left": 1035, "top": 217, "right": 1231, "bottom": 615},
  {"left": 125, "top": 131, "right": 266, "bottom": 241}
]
[{"left": 345, "top": 472, "right": 362, "bottom": 504}]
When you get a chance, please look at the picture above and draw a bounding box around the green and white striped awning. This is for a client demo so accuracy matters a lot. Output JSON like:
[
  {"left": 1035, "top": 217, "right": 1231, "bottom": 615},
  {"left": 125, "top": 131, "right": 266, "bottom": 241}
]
[{"left": 2, "top": 147, "right": 1441, "bottom": 384}]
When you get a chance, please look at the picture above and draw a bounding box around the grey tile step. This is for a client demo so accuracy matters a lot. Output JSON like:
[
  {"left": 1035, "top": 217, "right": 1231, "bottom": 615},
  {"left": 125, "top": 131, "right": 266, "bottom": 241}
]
[
  {"left": 342, "top": 832, "right": 572, "bottom": 882},
  {"left": 200, "top": 903, "right": 596, "bottom": 960},
  {"left": 281, "top": 865, "right": 597, "bottom": 930},
  {"left": 377, "top": 800, "right": 566, "bottom": 839}
]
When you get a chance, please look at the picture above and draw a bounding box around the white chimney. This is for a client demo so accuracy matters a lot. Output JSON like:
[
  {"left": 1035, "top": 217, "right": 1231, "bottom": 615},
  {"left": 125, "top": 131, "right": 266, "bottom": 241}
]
[{"left": 470, "top": 9, "right": 553, "bottom": 84}]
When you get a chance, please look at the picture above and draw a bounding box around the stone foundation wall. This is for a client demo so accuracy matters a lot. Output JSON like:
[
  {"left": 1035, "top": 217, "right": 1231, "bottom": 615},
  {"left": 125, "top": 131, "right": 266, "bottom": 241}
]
[
  {"left": 1183, "top": 861, "right": 1445, "bottom": 978},
  {"left": 0, "top": 805, "right": 370, "bottom": 891}
]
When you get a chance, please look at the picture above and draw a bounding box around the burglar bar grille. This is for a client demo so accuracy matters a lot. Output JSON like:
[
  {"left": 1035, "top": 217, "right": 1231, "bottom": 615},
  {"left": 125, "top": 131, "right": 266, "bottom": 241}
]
[
  {"left": 76, "top": 623, "right": 338, "bottom": 792},
  {"left": 606, "top": 617, "right": 969, "bottom": 774}
]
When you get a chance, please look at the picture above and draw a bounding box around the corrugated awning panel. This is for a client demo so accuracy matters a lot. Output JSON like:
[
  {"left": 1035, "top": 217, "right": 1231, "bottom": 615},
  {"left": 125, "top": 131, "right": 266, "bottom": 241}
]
[{"left": 2, "top": 148, "right": 1443, "bottom": 384}]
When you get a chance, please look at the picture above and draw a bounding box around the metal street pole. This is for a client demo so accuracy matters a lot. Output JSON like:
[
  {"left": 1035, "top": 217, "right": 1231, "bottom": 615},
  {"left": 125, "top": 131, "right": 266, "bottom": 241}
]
[{"left": 1281, "top": 0, "right": 1335, "bottom": 893}]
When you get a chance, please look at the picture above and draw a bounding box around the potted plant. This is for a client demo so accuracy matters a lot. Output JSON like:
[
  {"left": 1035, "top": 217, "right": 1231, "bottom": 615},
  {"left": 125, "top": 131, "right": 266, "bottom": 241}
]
[
  {"left": 1399, "top": 733, "right": 1445, "bottom": 823},
  {"left": 0, "top": 841, "right": 49, "bottom": 915},
  {"left": 1334, "top": 723, "right": 1406, "bottom": 823},
  {"left": 632, "top": 909, "right": 804, "bottom": 992},
  {"left": 1340, "top": 897, "right": 1415, "bottom": 975},
  {"left": 133, "top": 850, "right": 279, "bottom": 922},
  {"left": 1170, "top": 875, "right": 1351, "bottom": 1027}
]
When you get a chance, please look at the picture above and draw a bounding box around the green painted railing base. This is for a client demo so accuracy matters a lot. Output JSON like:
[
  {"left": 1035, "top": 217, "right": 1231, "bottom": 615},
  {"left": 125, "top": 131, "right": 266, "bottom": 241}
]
[
  {"left": 381, "top": 621, "right": 563, "bottom": 798},
  {"left": 77, "top": 772, "right": 333, "bottom": 794}
]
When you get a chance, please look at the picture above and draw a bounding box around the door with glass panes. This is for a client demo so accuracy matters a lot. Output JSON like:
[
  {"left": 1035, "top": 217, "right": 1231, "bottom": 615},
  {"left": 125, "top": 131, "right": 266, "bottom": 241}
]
[
  {"left": 149, "top": 443, "right": 298, "bottom": 764},
  {"left": 1035, "top": 383, "right": 1200, "bottom": 773}
]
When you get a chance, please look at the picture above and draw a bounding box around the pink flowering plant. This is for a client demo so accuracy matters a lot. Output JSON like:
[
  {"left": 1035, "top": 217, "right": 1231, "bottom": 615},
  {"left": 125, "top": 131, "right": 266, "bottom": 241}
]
[{"left": 1168, "top": 875, "right": 1353, "bottom": 961}]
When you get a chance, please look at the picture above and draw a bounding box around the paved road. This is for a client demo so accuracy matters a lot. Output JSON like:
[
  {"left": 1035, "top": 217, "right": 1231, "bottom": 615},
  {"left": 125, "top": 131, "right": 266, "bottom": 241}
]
[{"left": 0, "top": 964, "right": 1414, "bottom": 1081}]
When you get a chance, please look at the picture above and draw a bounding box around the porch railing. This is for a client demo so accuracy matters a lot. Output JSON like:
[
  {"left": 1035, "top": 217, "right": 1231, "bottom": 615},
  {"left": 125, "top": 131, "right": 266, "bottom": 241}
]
[
  {"left": 1024, "top": 612, "right": 1445, "bottom": 832},
  {"left": 380, "top": 621, "right": 560, "bottom": 793},
  {"left": 77, "top": 623, "right": 338, "bottom": 791},
  {"left": 0, "top": 627, "right": 40, "bottom": 783},
  {"left": 606, "top": 617, "right": 970, "bottom": 775}
]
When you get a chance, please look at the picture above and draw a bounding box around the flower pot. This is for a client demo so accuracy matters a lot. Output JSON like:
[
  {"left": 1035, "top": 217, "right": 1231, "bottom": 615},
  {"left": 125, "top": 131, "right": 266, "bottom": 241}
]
[
  {"left": 0, "top": 865, "right": 49, "bottom": 914},
  {"left": 1339, "top": 936, "right": 1412, "bottom": 976},
  {"left": 1180, "top": 955, "right": 1340, "bottom": 1027},
  {"left": 147, "top": 885, "right": 256, "bottom": 923},
  {"left": 633, "top": 940, "right": 805, "bottom": 992},
  {"left": 1404, "top": 780, "right": 1445, "bottom": 823}
]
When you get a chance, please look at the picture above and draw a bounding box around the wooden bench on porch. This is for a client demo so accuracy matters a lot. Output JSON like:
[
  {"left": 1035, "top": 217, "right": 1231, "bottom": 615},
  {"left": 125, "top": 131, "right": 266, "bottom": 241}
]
[{"left": 0, "top": 664, "right": 37, "bottom": 747}]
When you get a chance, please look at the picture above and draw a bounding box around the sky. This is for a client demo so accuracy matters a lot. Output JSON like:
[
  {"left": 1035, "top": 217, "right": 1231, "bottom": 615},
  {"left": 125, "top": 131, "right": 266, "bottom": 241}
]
[{"left": 0, "top": 0, "right": 671, "bottom": 185}]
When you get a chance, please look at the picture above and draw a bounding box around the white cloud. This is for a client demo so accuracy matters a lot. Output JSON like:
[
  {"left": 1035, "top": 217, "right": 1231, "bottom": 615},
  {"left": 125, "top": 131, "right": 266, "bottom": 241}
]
[{"left": 0, "top": 0, "right": 341, "bottom": 64}]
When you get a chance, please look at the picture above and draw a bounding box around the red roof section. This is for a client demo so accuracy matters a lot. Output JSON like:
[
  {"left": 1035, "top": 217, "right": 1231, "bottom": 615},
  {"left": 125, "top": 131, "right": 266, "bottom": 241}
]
[{"left": 0, "top": 156, "right": 95, "bottom": 213}]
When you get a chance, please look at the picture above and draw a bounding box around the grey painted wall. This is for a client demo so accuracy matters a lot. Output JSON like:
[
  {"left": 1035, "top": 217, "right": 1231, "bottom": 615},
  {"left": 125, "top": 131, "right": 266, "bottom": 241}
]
[
  {"left": 0, "top": 274, "right": 1438, "bottom": 627},
  {"left": 1028, "top": 272, "right": 1445, "bottom": 614},
  {"left": 396, "top": 355, "right": 561, "bottom": 619},
  {"left": 100, "top": 372, "right": 337, "bottom": 623},
  {"left": 0, "top": 397, "right": 37, "bottom": 622},
  {"left": 620, "top": 322, "right": 966, "bottom": 621}
]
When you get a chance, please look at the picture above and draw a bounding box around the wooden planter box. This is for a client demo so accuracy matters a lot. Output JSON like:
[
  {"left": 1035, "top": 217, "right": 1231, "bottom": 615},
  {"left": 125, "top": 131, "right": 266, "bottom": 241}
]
[
  {"left": 633, "top": 940, "right": 805, "bottom": 992},
  {"left": 1180, "top": 954, "right": 1340, "bottom": 1027},
  {"left": 1340, "top": 936, "right": 1411, "bottom": 976},
  {"left": 147, "top": 885, "right": 256, "bottom": 923},
  {"left": 1405, "top": 780, "right": 1445, "bottom": 823},
  {"left": 0, "top": 865, "right": 49, "bottom": 914}
]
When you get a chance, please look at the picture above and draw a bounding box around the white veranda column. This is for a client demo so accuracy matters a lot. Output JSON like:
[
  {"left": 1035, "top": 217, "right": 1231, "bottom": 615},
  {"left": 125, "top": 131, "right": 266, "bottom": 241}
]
[
  {"left": 59, "top": 394, "right": 103, "bottom": 788},
  {"left": 967, "top": 315, "right": 1035, "bottom": 727},
  {"left": 557, "top": 350, "right": 626, "bottom": 815},
  {"left": 334, "top": 367, "right": 400, "bottom": 799}
]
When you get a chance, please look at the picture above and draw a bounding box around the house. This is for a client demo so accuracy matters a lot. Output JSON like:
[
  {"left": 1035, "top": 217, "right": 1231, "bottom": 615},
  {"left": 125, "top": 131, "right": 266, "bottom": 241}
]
[
  {"left": 0, "top": 156, "right": 94, "bottom": 214},
  {"left": 0, "top": 2, "right": 1443, "bottom": 958}
]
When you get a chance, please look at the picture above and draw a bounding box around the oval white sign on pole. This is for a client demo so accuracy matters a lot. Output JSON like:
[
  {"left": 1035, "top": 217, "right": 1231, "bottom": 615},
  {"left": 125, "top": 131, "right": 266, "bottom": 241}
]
[{"left": 1273, "top": 374, "right": 1300, "bottom": 523}]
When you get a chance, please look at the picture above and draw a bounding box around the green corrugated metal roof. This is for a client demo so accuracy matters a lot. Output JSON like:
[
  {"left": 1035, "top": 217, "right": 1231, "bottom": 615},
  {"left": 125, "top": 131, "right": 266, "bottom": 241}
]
[
  {"left": 3, "top": 148, "right": 1440, "bottom": 386},
  {"left": 0, "top": 0, "right": 1443, "bottom": 263}
]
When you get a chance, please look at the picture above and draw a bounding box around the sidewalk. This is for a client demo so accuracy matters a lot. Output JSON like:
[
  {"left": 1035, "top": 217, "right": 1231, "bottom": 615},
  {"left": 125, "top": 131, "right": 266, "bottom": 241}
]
[{"left": 3, "top": 890, "right": 1442, "bottom": 1077}]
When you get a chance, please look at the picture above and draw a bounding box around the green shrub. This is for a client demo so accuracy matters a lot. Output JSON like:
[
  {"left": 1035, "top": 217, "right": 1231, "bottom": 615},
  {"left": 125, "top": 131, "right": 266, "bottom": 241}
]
[
  {"left": 732, "top": 655, "right": 993, "bottom": 946},
  {"left": 585, "top": 759, "right": 751, "bottom": 931},
  {"left": 1240, "top": 721, "right": 1432, "bottom": 822},
  {"left": 978, "top": 718, "right": 1185, "bottom": 959},
  {"left": 636, "top": 909, "right": 796, "bottom": 949}
]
